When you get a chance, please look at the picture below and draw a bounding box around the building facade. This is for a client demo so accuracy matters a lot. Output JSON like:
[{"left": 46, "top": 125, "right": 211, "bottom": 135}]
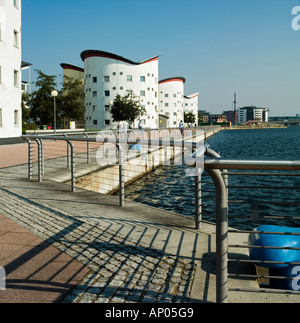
[
  {"left": 159, "top": 77, "right": 185, "bottom": 128},
  {"left": 81, "top": 50, "right": 160, "bottom": 130},
  {"left": 184, "top": 93, "right": 199, "bottom": 126},
  {"left": 0, "top": 0, "right": 22, "bottom": 138},
  {"left": 238, "top": 106, "right": 269, "bottom": 124}
]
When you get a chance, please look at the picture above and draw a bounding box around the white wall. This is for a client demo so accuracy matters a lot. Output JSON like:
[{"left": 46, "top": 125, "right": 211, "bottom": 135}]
[
  {"left": 184, "top": 93, "right": 199, "bottom": 126},
  {"left": 158, "top": 78, "right": 185, "bottom": 128},
  {"left": 0, "top": 0, "right": 22, "bottom": 138}
]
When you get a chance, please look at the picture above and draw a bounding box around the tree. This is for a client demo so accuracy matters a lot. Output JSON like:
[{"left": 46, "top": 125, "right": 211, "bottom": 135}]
[
  {"left": 60, "top": 76, "right": 85, "bottom": 124},
  {"left": 184, "top": 111, "right": 196, "bottom": 125},
  {"left": 111, "top": 90, "right": 145, "bottom": 124},
  {"left": 29, "top": 70, "right": 59, "bottom": 126}
]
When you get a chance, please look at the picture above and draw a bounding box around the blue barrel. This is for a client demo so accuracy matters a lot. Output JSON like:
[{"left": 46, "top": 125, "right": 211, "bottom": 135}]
[{"left": 249, "top": 225, "right": 300, "bottom": 290}]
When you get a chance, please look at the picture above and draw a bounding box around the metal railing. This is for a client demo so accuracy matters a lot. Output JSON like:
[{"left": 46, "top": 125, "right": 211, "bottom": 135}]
[
  {"left": 21, "top": 131, "right": 300, "bottom": 303},
  {"left": 204, "top": 152, "right": 300, "bottom": 303}
]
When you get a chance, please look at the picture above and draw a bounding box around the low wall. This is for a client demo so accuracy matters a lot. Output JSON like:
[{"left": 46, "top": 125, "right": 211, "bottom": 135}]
[{"left": 74, "top": 127, "right": 221, "bottom": 195}]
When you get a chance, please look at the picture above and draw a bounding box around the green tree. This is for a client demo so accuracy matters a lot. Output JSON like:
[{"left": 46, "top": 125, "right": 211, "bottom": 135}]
[
  {"left": 29, "top": 70, "right": 59, "bottom": 126},
  {"left": 60, "top": 75, "right": 85, "bottom": 124},
  {"left": 184, "top": 111, "right": 196, "bottom": 125},
  {"left": 111, "top": 90, "right": 145, "bottom": 124},
  {"left": 21, "top": 92, "right": 31, "bottom": 125}
]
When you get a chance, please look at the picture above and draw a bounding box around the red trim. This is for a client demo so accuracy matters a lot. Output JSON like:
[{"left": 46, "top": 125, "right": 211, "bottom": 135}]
[
  {"left": 185, "top": 94, "right": 199, "bottom": 99},
  {"left": 61, "top": 63, "right": 84, "bottom": 73},
  {"left": 81, "top": 50, "right": 160, "bottom": 66},
  {"left": 159, "top": 77, "right": 186, "bottom": 84}
]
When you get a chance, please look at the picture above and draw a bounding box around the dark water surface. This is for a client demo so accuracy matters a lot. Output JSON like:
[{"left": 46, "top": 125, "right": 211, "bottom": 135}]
[{"left": 124, "top": 127, "right": 300, "bottom": 229}]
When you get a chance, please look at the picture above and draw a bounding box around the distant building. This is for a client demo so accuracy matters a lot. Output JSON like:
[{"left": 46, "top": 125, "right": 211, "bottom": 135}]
[
  {"left": 0, "top": 0, "right": 22, "bottom": 138},
  {"left": 238, "top": 106, "right": 269, "bottom": 124},
  {"left": 198, "top": 110, "right": 210, "bottom": 124},
  {"left": 223, "top": 110, "right": 234, "bottom": 123}
]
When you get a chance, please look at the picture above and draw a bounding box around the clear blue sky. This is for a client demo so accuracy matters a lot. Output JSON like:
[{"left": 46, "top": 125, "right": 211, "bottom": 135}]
[{"left": 22, "top": 0, "right": 300, "bottom": 116}]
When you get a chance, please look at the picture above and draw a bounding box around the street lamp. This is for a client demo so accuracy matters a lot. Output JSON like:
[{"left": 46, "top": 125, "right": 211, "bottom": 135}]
[{"left": 51, "top": 90, "right": 58, "bottom": 133}]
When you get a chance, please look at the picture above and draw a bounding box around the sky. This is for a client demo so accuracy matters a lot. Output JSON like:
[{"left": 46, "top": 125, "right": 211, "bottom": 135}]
[{"left": 22, "top": 0, "right": 300, "bottom": 116}]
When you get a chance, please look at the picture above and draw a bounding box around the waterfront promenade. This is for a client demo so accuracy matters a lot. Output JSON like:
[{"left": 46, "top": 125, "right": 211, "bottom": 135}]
[{"left": 0, "top": 139, "right": 298, "bottom": 303}]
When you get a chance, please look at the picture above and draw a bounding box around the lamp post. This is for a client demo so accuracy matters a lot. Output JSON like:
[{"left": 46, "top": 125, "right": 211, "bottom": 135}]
[{"left": 51, "top": 90, "right": 58, "bottom": 133}]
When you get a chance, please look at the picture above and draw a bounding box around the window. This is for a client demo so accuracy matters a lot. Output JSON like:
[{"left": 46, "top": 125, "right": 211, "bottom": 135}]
[
  {"left": 140, "top": 76, "right": 145, "bottom": 82},
  {"left": 14, "top": 30, "right": 19, "bottom": 48},
  {"left": 165, "top": 94, "right": 169, "bottom": 98},
  {"left": 93, "top": 91, "right": 97, "bottom": 97},
  {"left": 105, "top": 120, "right": 110, "bottom": 125},
  {"left": 104, "top": 90, "right": 110, "bottom": 97},
  {"left": 104, "top": 76, "right": 110, "bottom": 82},
  {"left": 93, "top": 77, "right": 97, "bottom": 83},
  {"left": 0, "top": 108, "right": 2, "bottom": 127},
  {"left": 105, "top": 105, "right": 110, "bottom": 111},
  {"left": 93, "top": 105, "right": 97, "bottom": 112},
  {"left": 165, "top": 103, "right": 169, "bottom": 107},
  {"left": 126, "top": 75, "right": 132, "bottom": 82},
  {"left": 140, "top": 90, "right": 145, "bottom": 97},
  {"left": 93, "top": 120, "right": 98, "bottom": 125},
  {"left": 14, "top": 110, "right": 19, "bottom": 126},
  {"left": 14, "top": 70, "right": 19, "bottom": 87}
]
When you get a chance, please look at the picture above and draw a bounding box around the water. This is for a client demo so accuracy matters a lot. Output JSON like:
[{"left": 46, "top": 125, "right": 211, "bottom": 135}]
[{"left": 124, "top": 127, "right": 300, "bottom": 229}]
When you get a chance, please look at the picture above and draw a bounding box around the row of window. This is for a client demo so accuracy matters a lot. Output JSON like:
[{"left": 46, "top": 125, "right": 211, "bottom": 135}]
[
  {"left": 86, "top": 89, "right": 158, "bottom": 98},
  {"left": 87, "top": 75, "right": 158, "bottom": 84},
  {"left": 0, "top": 108, "right": 20, "bottom": 127}
]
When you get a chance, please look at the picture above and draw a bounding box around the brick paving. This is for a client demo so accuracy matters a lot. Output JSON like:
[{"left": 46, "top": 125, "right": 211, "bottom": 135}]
[
  {"left": 0, "top": 213, "right": 89, "bottom": 303},
  {"left": 0, "top": 188, "right": 196, "bottom": 303}
]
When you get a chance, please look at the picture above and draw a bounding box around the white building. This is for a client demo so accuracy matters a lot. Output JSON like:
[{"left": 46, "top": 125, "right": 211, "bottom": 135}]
[
  {"left": 62, "top": 50, "right": 200, "bottom": 130},
  {"left": 81, "top": 50, "right": 160, "bottom": 130},
  {"left": 159, "top": 77, "right": 185, "bottom": 128},
  {"left": 0, "top": 0, "right": 22, "bottom": 138},
  {"left": 184, "top": 93, "right": 199, "bottom": 126},
  {"left": 238, "top": 106, "right": 269, "bottom": 124}
]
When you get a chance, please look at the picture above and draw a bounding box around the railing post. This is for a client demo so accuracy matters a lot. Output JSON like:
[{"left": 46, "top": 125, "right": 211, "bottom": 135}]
[
  {"left": 84, "top": 133, "right": 90, "bottom": 164},
  {"left": 117, "top": 144, "right": 124, "bottom": 207},
  {"left": 26, "top": 139, "right": 32, "bottom": 180},
  {"left": 66, "top": 140, "right": 75, "bottom": 192},
  {"left": 33, "top": 138, "right": 42, "bottom": 182},
  {"left": 206, "top": 168, "right": 229, "bottom": 303},
  {"left": 195, "top": 168, "right": 202, "bottom": 230}
]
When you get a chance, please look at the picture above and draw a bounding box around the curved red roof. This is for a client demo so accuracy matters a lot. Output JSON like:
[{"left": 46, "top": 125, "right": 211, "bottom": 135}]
[
  {"left": 81, "top": 50, "right": 160, "bottom": 65},
  {"left": 60, "top": 63, "right": 84, "bottom": 73},
  {"left": 159, "top": 77, "right": 186, "bottom": 85}
]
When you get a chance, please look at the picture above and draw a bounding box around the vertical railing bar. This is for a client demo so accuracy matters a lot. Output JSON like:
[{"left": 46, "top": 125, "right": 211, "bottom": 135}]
[
  {"left": 195, "top": 169, "right": 202, "bottom": 230},
  {"left": 117, "top": 143, "right": 124, "bottom": 207},
  {"left": 33, "top": 138, "right": 42, "bottom": 183},
  {"left": 66, "top": 140, "right": 75, "bottom": 192},
  {"left": 26, "top": 139, "right": 32, "bottom": 180},
  {"left": 206, "top": 168, "right": 229, "bottom": 303}
]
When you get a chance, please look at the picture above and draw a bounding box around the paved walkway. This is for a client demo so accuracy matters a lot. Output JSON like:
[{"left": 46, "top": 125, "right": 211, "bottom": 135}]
[{"left": 0, "top": 140, "right": 298, "bottom": 303}]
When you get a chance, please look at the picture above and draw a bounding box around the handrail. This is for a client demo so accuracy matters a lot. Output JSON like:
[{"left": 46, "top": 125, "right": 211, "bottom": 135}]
[{"left": 205, "top": 158, "right": 300, "bottom": 171}]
